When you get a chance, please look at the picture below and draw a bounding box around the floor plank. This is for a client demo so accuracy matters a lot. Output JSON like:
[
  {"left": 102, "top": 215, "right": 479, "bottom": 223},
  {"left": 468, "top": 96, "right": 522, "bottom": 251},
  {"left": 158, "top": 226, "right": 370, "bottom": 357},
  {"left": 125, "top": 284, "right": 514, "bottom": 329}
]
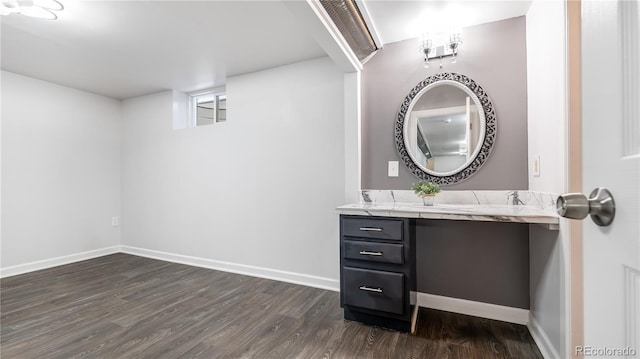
[{"left": 1, "top": 253, "right": 543, "bottom": 358}]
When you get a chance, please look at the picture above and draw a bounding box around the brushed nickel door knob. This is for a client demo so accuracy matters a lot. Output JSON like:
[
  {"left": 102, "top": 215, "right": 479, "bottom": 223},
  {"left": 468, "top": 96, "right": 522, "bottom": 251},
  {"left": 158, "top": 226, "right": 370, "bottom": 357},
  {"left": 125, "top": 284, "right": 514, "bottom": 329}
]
[{"left": 556, "top": 188, "right": 615, "bottom": 226}]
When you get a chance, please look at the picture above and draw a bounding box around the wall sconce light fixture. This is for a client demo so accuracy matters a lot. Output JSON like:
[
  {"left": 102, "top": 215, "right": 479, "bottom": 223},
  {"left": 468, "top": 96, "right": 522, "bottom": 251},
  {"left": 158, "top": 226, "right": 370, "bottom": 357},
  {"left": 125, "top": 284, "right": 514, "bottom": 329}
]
[
  {"left": 0, "top": 0, "right": 63, "bottom": 20},
  {"left": 419, "top": 30, "right": 463, "bottom": 68}
]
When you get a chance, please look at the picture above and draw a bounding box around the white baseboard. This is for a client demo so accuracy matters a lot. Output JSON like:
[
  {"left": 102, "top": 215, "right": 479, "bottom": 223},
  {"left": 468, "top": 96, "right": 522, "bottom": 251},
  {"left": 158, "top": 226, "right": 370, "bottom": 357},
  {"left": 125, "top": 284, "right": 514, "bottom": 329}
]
[
  {"left": 120, "top": 245, "right": 340, "bottom": 292},
  {"left": 1, "top": 245, "right": 340, "bottom": 292},
  {"left": 1, "top": 247, "right": 540, "bottom": 334},
  {"left": 416, "top": 292, "right": 530, "bottom": 325},
  {"left": 527, "top": 313, "right": 561, "bottom": 359},
  {"left": 0, "top": 246, "right": 121, "bottom": 278}
]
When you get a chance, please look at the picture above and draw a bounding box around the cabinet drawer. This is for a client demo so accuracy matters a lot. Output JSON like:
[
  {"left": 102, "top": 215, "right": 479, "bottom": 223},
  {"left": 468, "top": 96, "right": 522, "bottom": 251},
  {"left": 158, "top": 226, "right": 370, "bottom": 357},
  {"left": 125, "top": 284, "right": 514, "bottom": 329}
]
[
  {"left": 342, "top": 217, "right": 403, "bottom": 241},
  {"left": 343, "top": 240, "right": 404, "bottom": 264},
  {"left": 342, "top": 267, "right": 404, "bottom": 315}
]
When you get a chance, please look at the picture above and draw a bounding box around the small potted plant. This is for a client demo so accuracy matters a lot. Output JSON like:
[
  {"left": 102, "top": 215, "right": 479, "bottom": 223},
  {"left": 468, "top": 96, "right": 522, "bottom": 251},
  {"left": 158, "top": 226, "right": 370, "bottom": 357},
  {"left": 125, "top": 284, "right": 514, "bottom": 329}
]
[{"left": 411, "top": 181, "right": 441, "bottom": 206}]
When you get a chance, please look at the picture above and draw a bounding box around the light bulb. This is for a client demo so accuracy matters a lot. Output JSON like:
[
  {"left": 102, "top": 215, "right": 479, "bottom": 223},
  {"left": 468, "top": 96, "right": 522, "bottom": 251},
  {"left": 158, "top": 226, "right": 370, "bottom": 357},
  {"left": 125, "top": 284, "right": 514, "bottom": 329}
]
[
  {"left": 33, "top": 0, "right": 62, "bottom": 10},
  {"left": 1, "top": 0, "right": 19, "bottom": 10},
  {"left": 419, "top": 33, "right": 433, "bottom": 69},
  {"left": 0, "top": 0, "right": 19, "bottom": 15},
  {"left": 19, "top": 5, "right": 57, "bottom": 19}
]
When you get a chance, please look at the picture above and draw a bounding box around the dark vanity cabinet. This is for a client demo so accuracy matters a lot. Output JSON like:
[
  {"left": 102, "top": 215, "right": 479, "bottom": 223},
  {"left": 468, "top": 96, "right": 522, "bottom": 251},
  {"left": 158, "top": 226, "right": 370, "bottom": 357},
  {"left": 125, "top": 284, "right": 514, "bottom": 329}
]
[{"left": 339, "top": 215, "right": 416, "bottom": 332}]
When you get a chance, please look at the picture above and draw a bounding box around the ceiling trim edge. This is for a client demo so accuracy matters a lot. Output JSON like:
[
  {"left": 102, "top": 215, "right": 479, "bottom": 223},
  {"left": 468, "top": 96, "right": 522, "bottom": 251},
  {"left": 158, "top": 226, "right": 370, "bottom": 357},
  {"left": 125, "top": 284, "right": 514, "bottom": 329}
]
[{"left": 283, "top": 0, "right": 362, "bottom": 73}]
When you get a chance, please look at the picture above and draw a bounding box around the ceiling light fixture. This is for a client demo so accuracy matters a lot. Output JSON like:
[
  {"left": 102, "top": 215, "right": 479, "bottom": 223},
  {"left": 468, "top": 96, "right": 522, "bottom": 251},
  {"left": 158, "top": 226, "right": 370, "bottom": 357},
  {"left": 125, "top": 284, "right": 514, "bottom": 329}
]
[
  {"left": 419, "top": 29, "right": 463, "bottom": 69},
  {"left": 0, "top": 0, "right": 63, "bottom": 20}
]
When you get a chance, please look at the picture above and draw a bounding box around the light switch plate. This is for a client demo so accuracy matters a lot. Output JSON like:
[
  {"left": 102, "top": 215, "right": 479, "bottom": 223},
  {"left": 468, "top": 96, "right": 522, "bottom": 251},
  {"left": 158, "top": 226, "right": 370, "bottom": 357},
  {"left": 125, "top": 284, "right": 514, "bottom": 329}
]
[
  {"left": 112, "top": 216, "right": 119, "bottom": 227},
  {"left": 533, "top": 155, "right": 541, "bottom": 177},
  {"left": 388, "top": 161, "right": 399, "bottom": 177}
]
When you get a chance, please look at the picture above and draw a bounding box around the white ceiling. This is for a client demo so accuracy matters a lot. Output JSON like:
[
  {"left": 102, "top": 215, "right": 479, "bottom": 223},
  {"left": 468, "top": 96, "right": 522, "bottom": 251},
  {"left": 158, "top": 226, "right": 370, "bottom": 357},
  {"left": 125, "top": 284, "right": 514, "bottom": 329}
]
[
  {"left": 1, "top": 1, "right": 533, "bottom": 99},
  {"left": 362, "top": 0, "right": 532, "bottom": 45},
  {"left": 1, "top": 1, "right": 326, "bottom": 99}
]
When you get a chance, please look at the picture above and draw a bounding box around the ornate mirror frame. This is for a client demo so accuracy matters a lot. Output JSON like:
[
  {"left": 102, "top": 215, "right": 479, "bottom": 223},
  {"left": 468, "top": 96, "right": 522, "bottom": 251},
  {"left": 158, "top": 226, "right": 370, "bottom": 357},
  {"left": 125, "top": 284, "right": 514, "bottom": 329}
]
[{"left": 395, "top": 73, "right": 497, "bottom": 185}]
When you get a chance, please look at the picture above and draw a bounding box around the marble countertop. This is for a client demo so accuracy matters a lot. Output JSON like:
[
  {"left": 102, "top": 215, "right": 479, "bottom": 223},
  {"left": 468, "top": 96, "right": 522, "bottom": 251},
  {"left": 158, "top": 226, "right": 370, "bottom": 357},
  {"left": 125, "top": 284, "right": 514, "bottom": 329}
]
[{"left": 336, "top": 202, "right": 560, "bottom": 226}]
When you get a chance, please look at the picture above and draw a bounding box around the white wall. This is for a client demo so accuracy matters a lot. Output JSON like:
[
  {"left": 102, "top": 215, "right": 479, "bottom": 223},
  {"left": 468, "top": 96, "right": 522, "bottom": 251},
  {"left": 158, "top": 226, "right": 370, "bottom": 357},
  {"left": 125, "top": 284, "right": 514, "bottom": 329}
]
[
  {"left": 526, "top": 1, "right": 569, "bottom": 358},
  {"left": 1, "top": 71, "right": 122, "bottom": 270},
  {"left": 121, "top": 57, "right": 345, "bottom": 288},
  {"left": 527, "top": 4, "right": 568, "bottom": 194},
  {"left": 343, "top": 72, "right": 361, "bottom": 204}
]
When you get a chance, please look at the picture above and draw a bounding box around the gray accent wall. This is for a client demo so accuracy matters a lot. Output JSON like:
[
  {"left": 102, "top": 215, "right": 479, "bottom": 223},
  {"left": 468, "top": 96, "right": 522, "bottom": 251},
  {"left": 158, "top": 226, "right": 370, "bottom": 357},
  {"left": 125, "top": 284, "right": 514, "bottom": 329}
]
[
  {"left": 360, "top": 17, "right": 531, "bottom": 309},
  {"left": 416, "top": 220, "right": 530, "bottom": 309},
  {"left": 362, "top": 16, "right": 528, "bottom": 190}
]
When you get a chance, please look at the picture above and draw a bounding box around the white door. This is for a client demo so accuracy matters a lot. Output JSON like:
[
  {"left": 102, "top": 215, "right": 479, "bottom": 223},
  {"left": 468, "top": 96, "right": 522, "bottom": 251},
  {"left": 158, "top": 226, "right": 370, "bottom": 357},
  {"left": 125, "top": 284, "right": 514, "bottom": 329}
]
[{"left": 582, "top": 0, "right": 640, "bottom": 357}]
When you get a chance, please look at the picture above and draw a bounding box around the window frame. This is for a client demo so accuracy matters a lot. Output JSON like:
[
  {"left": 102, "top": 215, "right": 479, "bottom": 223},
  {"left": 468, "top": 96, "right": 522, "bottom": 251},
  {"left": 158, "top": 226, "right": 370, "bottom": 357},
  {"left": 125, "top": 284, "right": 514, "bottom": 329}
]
[{"left": 189, "top": 89, "right": 226, "bottom": 127}]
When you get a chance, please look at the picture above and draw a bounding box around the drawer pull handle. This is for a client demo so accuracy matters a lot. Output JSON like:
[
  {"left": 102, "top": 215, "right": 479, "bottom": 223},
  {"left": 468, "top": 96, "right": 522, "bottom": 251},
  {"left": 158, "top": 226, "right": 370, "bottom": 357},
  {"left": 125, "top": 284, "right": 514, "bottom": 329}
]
[
  {"left": 359, "top": 251, "right": 383, "bottom": 256},
  {"left": 359, "top": 286, "right": 383, "bottom": 293},
  {"left": 359, "top": 227, "right": 383, "bottom": 232}
]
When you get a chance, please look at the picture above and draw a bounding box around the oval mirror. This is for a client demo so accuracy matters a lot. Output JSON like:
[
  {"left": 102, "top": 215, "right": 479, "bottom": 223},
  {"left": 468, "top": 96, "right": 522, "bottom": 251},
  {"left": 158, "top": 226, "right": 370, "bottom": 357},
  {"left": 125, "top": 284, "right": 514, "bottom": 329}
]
[{"left": 395, "top": 73, "right": 496, "bottom": 185}]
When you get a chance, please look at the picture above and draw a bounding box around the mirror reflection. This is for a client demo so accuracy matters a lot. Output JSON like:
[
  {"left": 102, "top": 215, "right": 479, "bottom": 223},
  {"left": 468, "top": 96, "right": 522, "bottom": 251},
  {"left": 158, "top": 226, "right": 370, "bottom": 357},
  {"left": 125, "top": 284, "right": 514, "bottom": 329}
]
[{"left": 405, "top": 83, "right": 483, "bottom": 174}]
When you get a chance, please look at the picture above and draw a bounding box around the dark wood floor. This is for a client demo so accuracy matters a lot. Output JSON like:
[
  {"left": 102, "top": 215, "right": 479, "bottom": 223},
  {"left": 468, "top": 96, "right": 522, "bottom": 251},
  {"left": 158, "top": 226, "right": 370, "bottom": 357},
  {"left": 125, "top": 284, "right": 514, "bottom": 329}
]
[{"left": 1, "top": 254, "right": 542, "bottom": 358}]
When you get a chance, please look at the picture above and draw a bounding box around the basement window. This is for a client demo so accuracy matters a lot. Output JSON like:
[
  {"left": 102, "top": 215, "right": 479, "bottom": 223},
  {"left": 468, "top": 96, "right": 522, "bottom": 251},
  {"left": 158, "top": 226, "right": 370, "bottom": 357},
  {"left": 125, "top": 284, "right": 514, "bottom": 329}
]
[{"left": 190, "top": 91, "right": 227, "bottom": 127}]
